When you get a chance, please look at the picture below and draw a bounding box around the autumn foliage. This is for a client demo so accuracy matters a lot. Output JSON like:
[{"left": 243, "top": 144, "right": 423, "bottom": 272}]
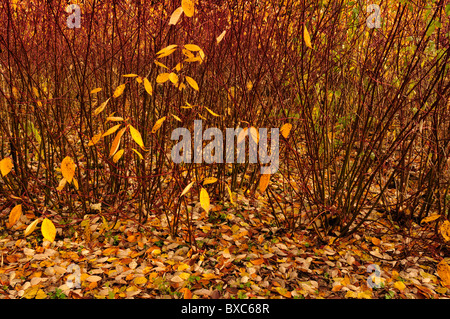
[{"left": 0, "top": 0, "right": 450, "bottom": 299}]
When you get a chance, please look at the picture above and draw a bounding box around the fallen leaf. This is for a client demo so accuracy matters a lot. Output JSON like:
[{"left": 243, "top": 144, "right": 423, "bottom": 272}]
[
  {"left": 440, "top": 220, "right": 450, "bottom": 241},
  {"left": 394, "top": 281, "right": 406, "bottom": 291},
  {"left": 437, "top": 259, "right": 450, "bottom": 287},
  {"left": 24, "top": 219, "right": 40, "bottom": 236},
  {"left": 8, "top": 204, "right": 22, "bottom": 228},
  {"left": 421, "top": 214, "right": 441, "bottom": 224},
  {"left": 41, "top": 218, "right": 56, "bottom": 242}
]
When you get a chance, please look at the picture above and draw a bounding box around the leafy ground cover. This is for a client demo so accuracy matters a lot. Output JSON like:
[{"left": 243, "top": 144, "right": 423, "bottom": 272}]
[{"left": 1, "top": 185, "right": 449, "bottom": 299}]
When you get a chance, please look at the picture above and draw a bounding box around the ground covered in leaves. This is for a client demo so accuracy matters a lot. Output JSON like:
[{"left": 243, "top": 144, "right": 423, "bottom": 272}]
[{"left": 1, "top": 193, "right": 450, "bottom": 300}]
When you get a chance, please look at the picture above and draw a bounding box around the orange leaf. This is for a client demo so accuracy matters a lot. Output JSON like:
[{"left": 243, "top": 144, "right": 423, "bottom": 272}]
[
  {"left": 437, "top": 259, "right": 450, "bottom": 287},
  {"left": 113, "top": 84, "right": 126, "bottom": 98},
  {"left": 371, "top": 237, "right": 381, "bottom": 246},
  {"left": 180, "top": 287, "right": 192, "bottom": 299},
  {"left": 61, "top": 156, "right": 75, "bottom": 183},
  {"left": 259, "top": 174, "right": 270, "bottom": 193},
  {"left": 8, "top": 204, "right": 22, "bottom": 228},
  {"left": 151, "top": 117, "right": 166, "bottom": 133},
  {"left": 304, "top": 24, "right": 312, "bottom": 49},
  {"left": 0, "top": 157, "right": 14, "bottom": 177},
  {"left": 109, "top": 127, "right": 127, "bottom": 157},
  {"left": 181, "top": 0, "right": 194, "bottom": 17},
  {"left": 280, "top": 123, "right": 292, "bottom": 138}
]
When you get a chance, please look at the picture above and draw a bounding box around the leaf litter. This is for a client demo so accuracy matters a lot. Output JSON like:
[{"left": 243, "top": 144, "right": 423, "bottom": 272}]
[{"left": 0, "top": 191, "right": 449, "bottom": 299}]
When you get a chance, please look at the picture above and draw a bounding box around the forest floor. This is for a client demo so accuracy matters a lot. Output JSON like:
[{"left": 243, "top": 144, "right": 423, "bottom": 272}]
[{"left": 1, "top": 191, "right": 449, "bottom": 300}]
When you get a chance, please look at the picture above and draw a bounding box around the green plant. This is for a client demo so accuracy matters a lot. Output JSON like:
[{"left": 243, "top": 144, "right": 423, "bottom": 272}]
[{"left": 49, "top": 288, "right": 67, "bottom": 299}]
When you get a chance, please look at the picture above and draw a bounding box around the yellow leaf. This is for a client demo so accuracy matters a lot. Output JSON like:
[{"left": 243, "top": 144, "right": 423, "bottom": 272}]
[
  {"left": 132, "top": 148, "right": 144, "bottom": 160},
  {"left": 200, "top": 188, "right": 210, "bottom": 213},
  {"left": 113, "top": 84, "right": 126, "bottom": 98},
  {"left": 181, "top": 0, "right": 194, "bottom": 17},
  {"left": 179, "top": 272, "right": 191, "bottom": 280},
  {"left": 143, "top": 77, "right": 153, "bottom": 95},
  {"left": 394, "top": 281, "right": 406, "bottom": 291},
  {"left": 157, "top": 48, "right": 177, "bottom": 59},
  {"left": 72, "top": 177, "right": 79, "bottom": 190},
  {"left": 421, "top": 214, "right": 441, "bottom": 224},
  {"left": 134, "top": 276, "right": 148, "bottom": 285},
  {"left": 154, "top": 60, "right": 168, "bottom": 69},
  {"left": 169, "top": 72, "right": 178, "bottom": 84},
  {"left": 275, "top": 287, "right": 291, "bottom": 298},
  {"left": 8, "top": 204, "right": 22, "bottom": 228},
  {"left": 102, "top": 124, "right": 122, "bottom": 138},
  {"left": 156, "top": 73, "right": 170, "bottom": 83},
  {"left": 156, "top": 44, "right": 178, "bottom": 56},
  {"left": 225, "top": 184, "right": 234, "bottom": 205},
  {"left": 24, "top": 219, "right": 40, "bottom": 236},
  {"left": 280, "top": 123, "right": 292, "bottom": 138},
  {"left": 174, "top": 62, "right": 183, "bottom": 72},
  {"left": 169, "top": 6, "right": 184, "bottom": 25},
  {"left": 205, "top": 107, "right": 219, "bottom": 117},
  {"left": 61, "top": 156, "right": 75, "bottom": 183},
  {"left": 110, "top": 127, "right": 127, "bottom": 157},
  {"left": 437, "top": 259, "right": 450, "bottom": 287},
  {"left": 177, "top": 263, "right": 190, "bottom": 271},
  {"left": 32, "top": 87, "right": 39, "bottom": 98},
  {"left": 304, "top": 25, "right": 312, "bottom": 49},
  {"left": 259, "top": 174, "right": 270, "bottom": 193},
  {"left": 203, "top": 177, "right": 218, "bottom": 185},
  {"left": 41, "top": 218, "right": 56, "bottom": 242},
  {"left": 171, "top": 114, "right": 182, "bottom": 122},
  {"left": 216, "top": 30, "right": 226, "bottom": 44},
  {"left": 122, "top": 73, "right": 138, "bottom": 77},
  {"left": 198, "top": 50, "right": 205, "bottom": 63},
  {"left": 180, "top": 181, "right": 195, "bottom": 197},
  {"left": 90, "top": 87, "right": 102, "bottom": 94},
  {"left": 106, "top": 116, "right": 124, "bottom": 122},
  {"left": 23, "top": 286, "right": 46, "bottom": 299},
  {"left": 56, "top": 178, "right": 67, "bottom": 191},
  {"left": 129, "top": 124, "right": 145, "bottom": 149},
  {"left": 151, "top": 117, "right": 166, "bottom": 133},
  {"left": 112, "top": 149, "right": 124, "bottom": 163},
  {"left": 440, "top": 220, "right": 450, "bottom": 241},
  {"left": 136, "top": 76, "right": 143, "bottom": 84},
  {"left": 93, "top": 98, "right": 110, "bottom": 116},
  {"left": 12, "top": 87, "right": 20, "bottom": 99},
  {"left": 0, "top": 157, "right": 14, "bottom": 177},
  {"left": 185, "top": 76, "right": 199, "bottom": 91},
  {"left": 184, "top": 44, "right": 202, "bottom": 52},
  {"left": 88, "top": 133, "right": 102, "bottom": 146}
]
